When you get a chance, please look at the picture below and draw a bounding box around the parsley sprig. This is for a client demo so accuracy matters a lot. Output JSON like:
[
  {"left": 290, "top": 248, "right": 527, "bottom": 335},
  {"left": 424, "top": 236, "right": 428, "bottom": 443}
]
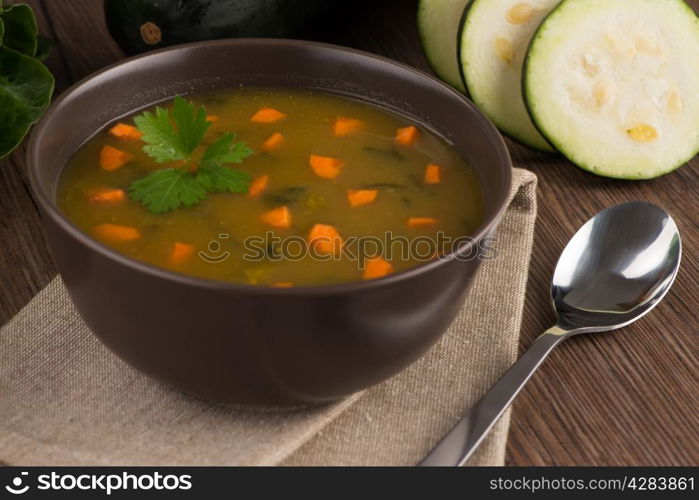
[{"left": 128, "top": 96, "right": 253, "bottom": 214}]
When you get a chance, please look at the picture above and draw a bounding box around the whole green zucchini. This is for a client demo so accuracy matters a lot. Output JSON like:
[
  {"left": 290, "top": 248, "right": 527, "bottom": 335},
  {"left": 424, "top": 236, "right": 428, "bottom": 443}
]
[{"left": 104, "top": 0, "right": 330, "bottom": 55}]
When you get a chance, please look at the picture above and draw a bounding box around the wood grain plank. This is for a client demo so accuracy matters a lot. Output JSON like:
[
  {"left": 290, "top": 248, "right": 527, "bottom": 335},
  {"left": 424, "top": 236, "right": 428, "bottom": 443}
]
[
  {"left": 0, "top": 144, "right": 56, "bottom": 323},
  {"left": 31, "top": 0, "right": 72, "bottom": 92},
  {"left": 0, "top": 0, "right": 71, "bottom": 323},
  {"left": 0, "top": 0, "right": 696, "bottom": 466},
  {"left": 40, "top": 0, "right": 124, "bottom": 79}
]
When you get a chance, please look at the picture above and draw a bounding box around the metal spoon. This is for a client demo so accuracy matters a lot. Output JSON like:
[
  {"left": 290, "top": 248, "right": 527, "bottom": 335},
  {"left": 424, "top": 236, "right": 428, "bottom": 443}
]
[{"left": 420, "top": 201, "right": 681, "bottom": 466}]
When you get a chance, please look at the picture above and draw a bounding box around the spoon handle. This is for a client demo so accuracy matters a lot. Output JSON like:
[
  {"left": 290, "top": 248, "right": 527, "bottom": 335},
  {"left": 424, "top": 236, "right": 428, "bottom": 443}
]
[{"left": 419, "top": 326, "right": 568, "bottom": 466}]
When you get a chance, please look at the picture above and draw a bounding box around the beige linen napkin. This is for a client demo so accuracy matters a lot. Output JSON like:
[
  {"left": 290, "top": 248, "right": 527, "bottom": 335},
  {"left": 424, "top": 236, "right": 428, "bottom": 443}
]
[{"left": 0, "top": 168, "right": 537, "bottom": 466}]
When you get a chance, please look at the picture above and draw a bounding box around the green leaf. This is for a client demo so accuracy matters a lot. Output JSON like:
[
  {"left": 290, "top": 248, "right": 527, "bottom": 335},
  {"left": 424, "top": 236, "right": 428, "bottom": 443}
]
[
  {"left": 128, "top": 97, "right": 255, "bottom": 213},
  {"left": 1, "top": 3, "right": 38, "bottom": 56},
  {"left": 196, "top": 164, "right": 252, "bottom": 193},
  {"left": 128, "top": 168, "right": 207, "bottom": 214},
  {"left": 171, "top": 95, "right": 209, "bottom": 155},
  {"left": 35, "top": 35, "right": 53, "bottom": 61},
  {"left": 0, "top": 45, "right": 54, "bottom": 159},
  {"left": 201, "top": 132, "right": 254, "bottom": 168},
  {"left": 134, "top": 95, "right": 210, "bottom": 163},
  {"left": 134, "top": 106, "right": 184, "bottom": 162}
]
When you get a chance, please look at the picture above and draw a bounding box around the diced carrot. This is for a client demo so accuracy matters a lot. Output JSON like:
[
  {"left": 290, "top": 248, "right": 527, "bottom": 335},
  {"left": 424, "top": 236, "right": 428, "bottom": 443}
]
[
  {"left": 273, "top": 282, "right": 294, "bottom": 288},
  {"left": 248, "top": 174, "right": 269, "bottom": 197},
  {"left": 395, "top": 125, "right": 419, "bottom": 146},
  {"left": 169, "top": 242, "right": 195, "bottom": 265},
  {"left": 251, "top": 107, "right": 286, "bottom": 123},
  {"left": 334, "top": 116, "right": 363, "bottom": 136},
  {"left": 407, "top": 217, "right": 439, "bottom": 227},
  {"left": 260, "top": 206, "right": 292, "bottom": 228},
  {"left": 94, "top": 223, "right": 141, "bottom": 242},
  {"left": 309, "top": 154, "right": 343, "bottom": 179},
  {"left": 100, "top": 145, "right": 133, "bottom": 171},
  {"left": 108, "top": 123, "right": 142, "bottom": 140},
  {"left": 206, "top": 115, "right": 219, "bottom": 122},
  {"left": 347, "top": 189, "right": 378, "bottom": 207},
  {"left": 308, "top": 223, "right": 343, "bottom": 256},
  {"left": 363, "top": 256, "right": 394, "bottom": 280},
  {"left": 262, "top": 132, "right": 284, "bottom": 151},
  {"left": 424, "top": 163, "right": 441, "bottom": 184},
  {"left": 88, "top": 188, "right": 126, "bottom": 204}
]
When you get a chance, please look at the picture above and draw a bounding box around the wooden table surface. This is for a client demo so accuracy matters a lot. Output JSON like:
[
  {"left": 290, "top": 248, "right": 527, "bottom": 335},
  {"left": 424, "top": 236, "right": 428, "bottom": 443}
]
[{"left": 1, "top": 0, "right": 697, "bottom": 466}]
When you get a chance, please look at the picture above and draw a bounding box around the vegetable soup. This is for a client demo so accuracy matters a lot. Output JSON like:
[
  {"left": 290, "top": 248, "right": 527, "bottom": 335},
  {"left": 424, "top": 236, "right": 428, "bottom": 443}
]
[{"left": 57, "top": 87, "right": 483, "bottom": 286}]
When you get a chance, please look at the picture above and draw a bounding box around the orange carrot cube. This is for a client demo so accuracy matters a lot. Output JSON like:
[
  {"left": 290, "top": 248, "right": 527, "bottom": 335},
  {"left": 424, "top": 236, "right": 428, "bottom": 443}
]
[
  {"left": 424, "top": 163, "right": 441, "bottom": 184},
  {"left": 99, "top": 145, "right": 133, "bottom": 171},
  {"left": 309, "top": 154, "right": 343, "bottom": 179},
  {"left": 262, "top": 132, "right": 284, "bottom": 151},
  {"left": 108, "top": 123, "right": 142, "bottom": 140},
  {"left": 94, "top": 223, "right": 141, "bottom": 242},
  {"left": 251, "top": 107, "right": 286, "bottom": 123},
  {"left": 169, "top": 242, "right": 195, "bottom": 265},
  {"left": 334, "top": 116, "right": 363, "bottom": 136},
  {"left": 260, "top": 206, "right": 292, "bottom": 228},
  {"left": 248, "top": 174, "right": 269, "bottom": 197},
  {"left": 88, "top": 188, "right": 126, "bottom": 204},
  {"left": 308, "top": 223, "right": 343, "bottom": 256},
  {"left": 206, "top": 115, "right": 219, "bottom": 123},
  {"left": 347, "top": 189, "right": 378, "bottom": 207},
  {"left": 395, "top": 125, "right": 419, "bottom": 146},
  {"left": 407, "top": 217, "right": 439, "bottom": 227},
  {"left": 363, "top": 256, "right": 394, "bottom": 280}
]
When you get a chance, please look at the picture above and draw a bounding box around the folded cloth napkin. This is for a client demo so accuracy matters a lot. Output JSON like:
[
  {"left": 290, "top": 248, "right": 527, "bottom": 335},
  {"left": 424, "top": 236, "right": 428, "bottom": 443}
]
[{"left": 0, "top": 168, "right": 537, "bottom": 466}]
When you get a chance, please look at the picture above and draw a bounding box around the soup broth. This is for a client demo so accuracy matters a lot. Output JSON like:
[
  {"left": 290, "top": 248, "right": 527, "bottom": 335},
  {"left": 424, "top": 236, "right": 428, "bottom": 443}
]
[{"left": 58, "top": 87, "right": 483, "bottom": 286}]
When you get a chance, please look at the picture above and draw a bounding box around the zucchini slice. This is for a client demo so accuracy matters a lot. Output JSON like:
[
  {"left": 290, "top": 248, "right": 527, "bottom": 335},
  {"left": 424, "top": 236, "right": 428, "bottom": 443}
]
[
  {"left": 418, "top": 0, "right": 471, "bottom": 92},
  {"left": 459, "top": 0, "right": 560, "bottom": 152},
  {"left": 524, "top": 0, "right": 699, "bottom": 179}
]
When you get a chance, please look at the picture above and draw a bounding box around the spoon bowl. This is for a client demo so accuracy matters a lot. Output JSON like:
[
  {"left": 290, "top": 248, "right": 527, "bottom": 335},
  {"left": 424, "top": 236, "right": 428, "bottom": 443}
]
[
  {"left": 553, "top": 201, "right": 681, "bottom": 332},
  {"left": 421, "top": 201, "right": 681, "bottom": 466}
]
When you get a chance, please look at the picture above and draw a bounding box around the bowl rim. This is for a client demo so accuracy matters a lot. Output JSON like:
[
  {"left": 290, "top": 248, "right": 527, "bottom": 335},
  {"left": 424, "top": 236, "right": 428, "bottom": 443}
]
[{"left": 27, "top": 38, "right": 512, "bottom": 296}]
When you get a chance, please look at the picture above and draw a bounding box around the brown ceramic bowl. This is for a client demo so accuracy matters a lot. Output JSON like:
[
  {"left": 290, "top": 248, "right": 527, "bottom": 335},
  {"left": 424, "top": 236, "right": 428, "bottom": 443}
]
[{"left": 27, "top": 39, "right": 511, "bottom": 406}]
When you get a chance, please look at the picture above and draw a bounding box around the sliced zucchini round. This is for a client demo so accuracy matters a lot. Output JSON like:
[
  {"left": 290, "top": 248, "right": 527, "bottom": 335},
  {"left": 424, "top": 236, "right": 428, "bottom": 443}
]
[
  {"left": 418, "top": 0, "right": 471, "bottom": 92},
  {"left": 524, "top": 0, "right": 699, "bottom": 179},
  {"left": 459, "top": 0, "right": 560, "bottom": 152}
]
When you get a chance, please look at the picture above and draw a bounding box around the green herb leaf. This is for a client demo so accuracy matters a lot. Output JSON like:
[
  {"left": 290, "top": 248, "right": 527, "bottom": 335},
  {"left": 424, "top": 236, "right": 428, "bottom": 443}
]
[
  {"left": 1, "top": 3, "right": 38, "bottom": 56},
  {"left": 263, "top": 186, "right": 306, "bottom": 205},
  {"left": 171, "top": 95, "right": 209, "bottom": 155},
  {"left": 0, "top": 45, "right": 54, "bottom": 158},
  {"left": 129, "top": 97, "right": 255, "bottom": 213},
  {"left": 0, "top": 1, "right": 54, "bottom": 159},
  {"left": 362, "top": 146, "right": 404, "bottom": 161},
  {"left": 196, "top": 163, "right": 252, "bottom": 193},
  {"left": 135, "top": 106, "right": 185, "bottom": 162},
  {"left": 201, "top": 132, "right": 254, "bottom": 168},
  {"left": 128, "top": 168, "right": 207, "bottom": 214},
  {"left": 134, "top": 96, "right": 210, "bottom": 163}
]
